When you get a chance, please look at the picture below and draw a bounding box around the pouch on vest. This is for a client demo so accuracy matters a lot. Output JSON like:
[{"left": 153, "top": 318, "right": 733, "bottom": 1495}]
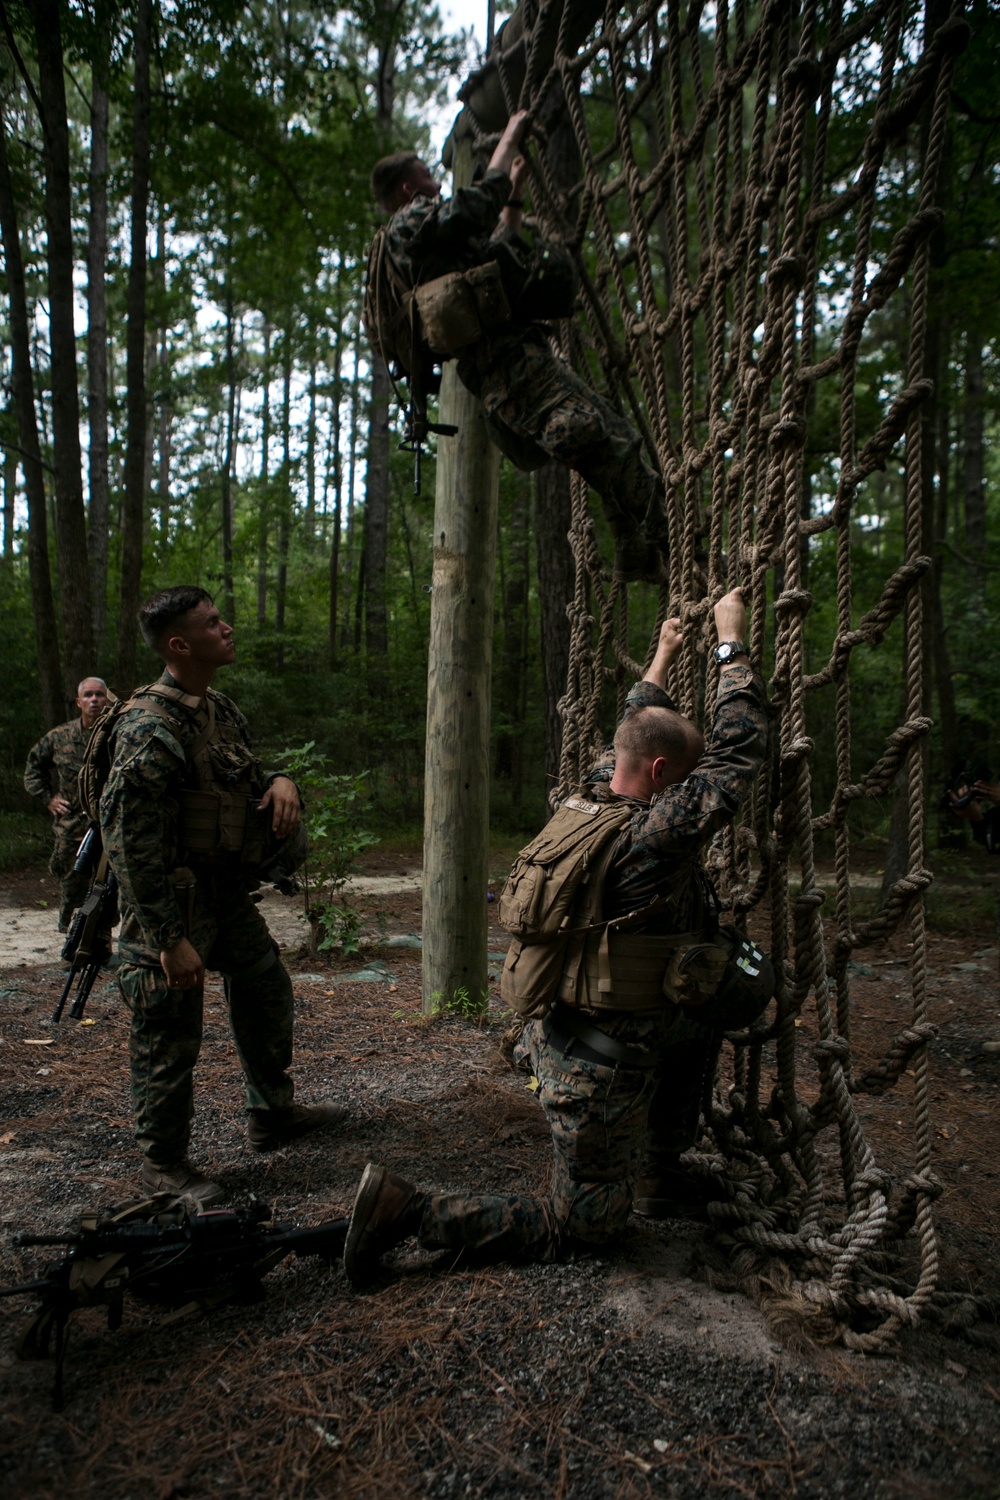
[
  {"left": 415, "top": 261, "right": 511, "bottom": 357},
  {"left": 668, "top": 927, "right": 775, "bottom": 1030},
  {"left": 177, "top": 787, "right": 251, "bottom": 861},
  {"left": 241, "top": 800, "right": 309, "bottom": 885},
  {"left": 498, "top": 796, "right": 636, "bottom": 1017}
]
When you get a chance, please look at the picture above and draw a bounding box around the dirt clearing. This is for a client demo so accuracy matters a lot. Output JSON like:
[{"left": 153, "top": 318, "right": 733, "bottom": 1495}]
[{"left": 1, "top": 859, "right": 999, "bottom": 1498}]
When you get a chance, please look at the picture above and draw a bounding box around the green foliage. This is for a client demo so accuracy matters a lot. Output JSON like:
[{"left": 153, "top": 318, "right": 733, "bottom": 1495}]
[
  {"left": 428, "top": 985, "right": 490, "bottom": 1021},
  {"left": 274, "top": 741, "right": 378, "bottom": 955}
]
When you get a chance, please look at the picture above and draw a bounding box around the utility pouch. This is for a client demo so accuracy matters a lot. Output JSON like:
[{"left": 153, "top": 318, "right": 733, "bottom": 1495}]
[
  {"left": 241, "top": 800, "right": 271, "bottom": 871},
  {"left": 566, "top": 928, "right": 696, "bottom": 1014},
  {"left": 178, "top": 789, "right": 250, "bottom": 861},
  {"left": 415, "top": 261, "right": 511, "bottom": 356},
  {"left": 664, "top": 938, "right": 730, "bottom": 1010},
  {"left": 666, "top": 928, "right": 775, "bottom": 1030}
]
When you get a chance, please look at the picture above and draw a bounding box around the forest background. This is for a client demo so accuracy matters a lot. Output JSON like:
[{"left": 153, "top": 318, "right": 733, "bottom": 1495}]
[{"left": 0, "top": 0, "right": 998, "bottom": 872}]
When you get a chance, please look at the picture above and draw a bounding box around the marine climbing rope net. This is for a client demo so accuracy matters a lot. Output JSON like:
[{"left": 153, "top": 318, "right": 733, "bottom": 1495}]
[{"left": 452, "top": 0, "right": 970, "bottom": 1351}]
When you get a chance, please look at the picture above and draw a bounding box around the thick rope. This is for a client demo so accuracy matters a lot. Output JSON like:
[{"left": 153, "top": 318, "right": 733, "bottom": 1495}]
[{"left": 463, "top": 0, "right": 966, "bottom": 1348}]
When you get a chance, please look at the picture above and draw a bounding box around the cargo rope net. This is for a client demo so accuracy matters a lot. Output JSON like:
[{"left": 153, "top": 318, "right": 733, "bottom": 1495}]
[{"left": 457, "top": 0, "right": 968, "bottom": 1350}]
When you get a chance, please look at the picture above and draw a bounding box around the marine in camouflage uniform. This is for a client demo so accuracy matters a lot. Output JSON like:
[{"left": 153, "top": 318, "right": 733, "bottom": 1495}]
[
  {"left": 24, "top": 678, "right": 110, "bottom": 930},
  {"left": 371, "top": 112, "right": 666, "bottom": 580},
  {"left": 344, "top": 592, "right": 768, "bottom": 1280},
  {"left": 101, "top": 587, "right": 345, "bottom": 1206}
]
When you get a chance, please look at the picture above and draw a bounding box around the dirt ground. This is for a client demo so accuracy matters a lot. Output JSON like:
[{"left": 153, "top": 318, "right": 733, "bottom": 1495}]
[{"left": 1, "top": 853, "right": 999, "bottom": 1499}]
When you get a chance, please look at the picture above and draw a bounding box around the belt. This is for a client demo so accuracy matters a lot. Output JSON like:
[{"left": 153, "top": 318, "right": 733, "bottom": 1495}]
[{"left": 544, "top": 1003, "right": 659, "bottom": 1071}]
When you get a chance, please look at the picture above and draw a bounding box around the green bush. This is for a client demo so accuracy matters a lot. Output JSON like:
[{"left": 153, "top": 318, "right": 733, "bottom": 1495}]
[{"left": 274, "top": 742, "right": 378, "bottom": 955}]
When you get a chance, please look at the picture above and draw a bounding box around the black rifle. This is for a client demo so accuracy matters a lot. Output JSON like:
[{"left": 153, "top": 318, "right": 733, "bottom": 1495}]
[
  {"left": 52, "top": 826, "right": 119, "bottom": 1024},
  {"left": 2, "top": 1197, "right": 349, "bottom": 1408},
  {"left": 399, "top": 399, "right": 458, "bottom": 496}
]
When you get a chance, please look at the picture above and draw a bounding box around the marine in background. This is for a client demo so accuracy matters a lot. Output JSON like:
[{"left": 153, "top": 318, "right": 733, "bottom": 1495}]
[
  {"left": 100, "top": 585, "right": 346, "bottom": 1208},
  {"left": 24, "top": 677, "right": 111, "bottom": 931}
]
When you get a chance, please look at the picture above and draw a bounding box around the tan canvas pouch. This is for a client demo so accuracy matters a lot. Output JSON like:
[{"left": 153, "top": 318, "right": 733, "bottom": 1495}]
[{"left": 415, "top": 261, "right": 510, "bottom": 356}]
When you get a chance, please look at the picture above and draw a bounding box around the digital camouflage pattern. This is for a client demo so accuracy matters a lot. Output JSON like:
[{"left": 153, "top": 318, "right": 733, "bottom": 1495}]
[
  {"left": 118, "top": 897, "right": 294, "bottom": 1163},
  {"left": 588, "top": 664, "right": 768, "bottom": 929},
  {"left": 24, "top": 718, "right": 93, "bottom": 927},
  {"left": 413, "top": 665, "right": 767, "bottom": 1259},
  {"left": 382, "top": 168, "right": 662, "bottom": 544},
  {"left": 101, "top": 669, "right": 295, "bottom": 1165},
  {"left": 101, "top": 671, "right": 265, "bottom": 957}
]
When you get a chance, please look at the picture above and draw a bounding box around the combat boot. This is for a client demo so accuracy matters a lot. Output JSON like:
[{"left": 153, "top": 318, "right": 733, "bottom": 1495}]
[
  {"left": 141, "top": 1156, "right": 226, "bottom": 1209},
  {"left": 632, "top": 1160, "right": 720, "bottom": 1221},
  {"left": 613, "top": 530, "right": 668, "bottom": 585},
  {"left": 247, "top": 1102, "right": 348, "bottom": 1153},
  {"left": 343, "top": 1162, "right": 426, "bottom": 1286}
]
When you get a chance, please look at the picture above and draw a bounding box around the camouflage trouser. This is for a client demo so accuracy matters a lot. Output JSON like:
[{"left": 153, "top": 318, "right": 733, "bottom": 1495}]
[
  {"left": 50, "top": 815, "right": 90, "bottom": 930},
  {"left": 642, "top": 1023, "right": 721, "bottom": 1174},
  {"left": 417, "top": 1007, "right": 720, "bottom": 1263},
  {"left": 417, "top": 1013, "right": 663, "bottom": 1262},
  {"left": 117, "top": 887, "right": 294, "bottom": 1163},
  {"left": 476, "top": 340, "right": 663, "bottom": 542}
]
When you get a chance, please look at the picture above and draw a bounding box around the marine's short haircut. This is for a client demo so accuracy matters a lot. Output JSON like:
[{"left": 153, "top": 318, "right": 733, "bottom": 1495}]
[
  {"left": 614, "top": 706, "right": 704, "bottom": 780},
  {"left": 370, "top": 151, "right": 421, "bottom": 213},
  {"left": 138, "top": 586, "right": 214, "bottom": 655},
  {"left": 77, "top": 676, "right": 108, "bottom": 694}
]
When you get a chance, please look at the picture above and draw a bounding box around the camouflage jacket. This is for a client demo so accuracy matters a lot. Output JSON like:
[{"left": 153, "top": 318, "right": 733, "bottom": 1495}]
[
  {"left": 100, "top": 670, "right": 268, "bottom": 956},
  {"left": 24, "top": 719, "right": 90, "bottom": 825},
  {"left": 582, "top": 663, "right": 768, "bottom": 933},
  {"left": 383, "top": 167, "right": 556, "bottom": 392}
]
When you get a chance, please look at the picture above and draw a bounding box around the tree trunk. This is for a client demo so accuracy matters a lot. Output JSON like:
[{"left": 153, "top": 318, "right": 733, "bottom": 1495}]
[
  {"left": 962, "top": 328, "right": 985, "bottom": 579},
  {"left": 115, "top": 0, "right": 152, "bottom": 690},
  {"left": 421, "top": 356, "right": 500, "bottom": 1014},
  {"left": 340, "top": 335, "right": 362, "bottom": 652},
  {"left": 32, "top": 0, "right": 93, "bottom": 701},
  {"left": 87, "top": 62, "right": 110, "bottom": 649},
  {"left": 306, "top": 326, "right": 317, "bottom": 537},
  {"left": 421, "top": 131, "right": 501, "bottom": 1016},
  {"left": 257, "top": 316, "right": 271, "bottom": 624},
  {"left": 220, "top": 276, "right": 237, "bottom": 626},
  {"left": 494, "top": 471, "right": 531, "bottom": 813},
  {"left": 534, "top": 462, "right": 575, "bottom": 795},
  {"left": 155, "top": 211, "right": 171, "bottom": 544},
  {"left": 361, "top": 2, "right": 397, "bottom": 682},
  {"left": 0, "top": 102, "right": 63, "bottom": 725},
  {"left": 275, "top": 329, "right": 292, "bottom": 670},
  {"left": 363, "top": 356, "right": 391, "bottom": 674},
  {"left": 328, "top": 281, "right": 346, "bottom": 668}
]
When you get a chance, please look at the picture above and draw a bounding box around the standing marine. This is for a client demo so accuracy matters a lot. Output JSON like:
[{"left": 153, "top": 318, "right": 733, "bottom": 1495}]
[
  {"left": 100, "top": 585, "right": 347, "bottom": 1207},
  {"left": 24, "top": 676, "right": 111, "bottom": 931},
  {"left": 368, "top": 110, "right": 667, "bottom": 584},
  {"left": 343, "top": 587, "right": 769, "bottom": 1280}
]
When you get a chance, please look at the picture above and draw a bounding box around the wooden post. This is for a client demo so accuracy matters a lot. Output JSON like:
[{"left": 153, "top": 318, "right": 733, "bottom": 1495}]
[{"left": 421, "top": 137, "right": 500, "bottom": 1015}]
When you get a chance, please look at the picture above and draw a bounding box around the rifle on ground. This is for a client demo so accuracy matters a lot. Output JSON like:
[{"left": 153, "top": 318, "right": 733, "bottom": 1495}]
[
  {"left": 52, "top": 825, "right": 119, "bottom": 1024},
  {"left": 1, "top": 1196, "right": 349, "bottom": 1408}
]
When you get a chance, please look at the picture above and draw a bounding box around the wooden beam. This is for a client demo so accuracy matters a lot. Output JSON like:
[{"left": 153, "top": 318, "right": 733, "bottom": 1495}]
[{"left": 421, "top": 137, "right": 500, "bottom": 1015}]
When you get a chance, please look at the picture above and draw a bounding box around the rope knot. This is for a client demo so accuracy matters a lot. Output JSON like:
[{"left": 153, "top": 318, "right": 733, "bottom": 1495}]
[
  {"left": 783, "top": 55, "right": 823, "bottom": 97},
  {"left": 767, "top": 252, "right": 807, "bottom": 288},
  {"left": 768, "top": 414, "right": 806, "bottom": 450},
  {"left": 780, "top": 735, "right": 813, "bottom": 766},
  {"left": 774, "top": 587, "right": 812, "bottom": 618},
  {"left": 793, "top": 887, "right": 826, "bottom": 912},
  {"left": 814, "top": 1035, "right": 851, "bottom": 1064}
]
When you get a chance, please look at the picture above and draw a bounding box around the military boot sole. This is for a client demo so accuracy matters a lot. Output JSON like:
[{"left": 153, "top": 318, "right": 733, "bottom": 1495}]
[{"left": 343, "top": 1162, "right": 387, "bottom": 1286}]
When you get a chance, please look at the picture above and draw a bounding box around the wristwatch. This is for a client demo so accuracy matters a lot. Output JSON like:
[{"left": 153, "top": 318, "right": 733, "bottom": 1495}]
[{"left": 713, "top": 640, "right": 748, "bottom": 665}]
